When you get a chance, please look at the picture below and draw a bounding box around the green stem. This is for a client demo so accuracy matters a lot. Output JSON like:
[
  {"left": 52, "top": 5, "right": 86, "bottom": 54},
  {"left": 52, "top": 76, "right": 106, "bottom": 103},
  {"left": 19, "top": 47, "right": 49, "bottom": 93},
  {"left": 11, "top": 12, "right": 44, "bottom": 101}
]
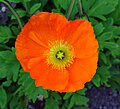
[
  {"left": 0, "top": 0, "right": 23, "bottom": 29},
  {"left": 78, "top": 0, "right": 83, "bottom": 17},
  {"left": 23, "top": 2, "right": 29, "bottom": 13},
  {"left": 66, "top": 0, "right": 75, "bottom": 19}
]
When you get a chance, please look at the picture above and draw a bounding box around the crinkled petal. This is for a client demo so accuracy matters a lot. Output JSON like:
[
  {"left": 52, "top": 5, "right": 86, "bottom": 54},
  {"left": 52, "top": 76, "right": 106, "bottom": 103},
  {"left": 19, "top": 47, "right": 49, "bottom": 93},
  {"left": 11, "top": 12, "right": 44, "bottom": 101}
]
[
  {"left": 15, "top": 32, "right": 46, "bottom": 71},
  {"left": 62, "top": 53, "right": 98, "bottom": 92},
  {"left": 30, "top": 59, "right": 69, "bottom": 91},
  {"left": 43, "top": 67, "right": 69, "bottom": 91},
  {"left": 60, "top": 20, "right": 98, "bottom": 59},
  {"left": 30, "top": 59, "right": 48, "bottom": 85},
  {"left": 27, "top": 12, "right": 68, "bottom": 46}
]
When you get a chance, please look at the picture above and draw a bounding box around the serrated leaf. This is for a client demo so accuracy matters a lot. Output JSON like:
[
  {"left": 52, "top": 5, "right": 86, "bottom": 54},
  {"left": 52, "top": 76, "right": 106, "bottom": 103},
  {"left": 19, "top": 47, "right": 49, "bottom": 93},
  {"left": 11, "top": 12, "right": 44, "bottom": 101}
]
[
  {"left": 45, "top": 97, "right": 59, "bottom": 109},
  {"left": 103, "top": 42, "right": 119, "bottom": 50},
  {"left": 58, "top": 0, "right": 70, "bottom": 10},
  {"left": 99, "top": 52, "right": 107, "bottom": 64},
  {"left": 11, "top": 26, "right": 20, "bottom": 36},
  {"left": 29, "top": 3, "right": 41, "bottom": 15},
  {"left": 103, "top": 18, "right": 113, "bottom": 27},
  {"left": 0, "top": 87, "right": 7, "bottom": 109},
  {"left": 18, "top": 70, "right": 48, "bottom": 99},
  {"left": 75, "top": 94, "right": 89, "bottom": 106},
  {"left": 94, "top": 23, "right": 104, "bottom": 36},
  {"left": 2, "top": 80, "right": 12, "bottom": 87},
  {"left": 38, "top": 87, "right": 48, "bottom": 98},
  {"left": 98, "top": 32, "right": 113, "bottom": 42},
  {"left": 0, "top": 26, "right": 12, "bottom": 43},
  {"left": 82, "top": 0, "right": 90, "bottom": 13},
  {"left": 68, "top": 94, "right": 76, "bottom": 109},
  {"left": 39, "top": 0, "right": 48, "bottom": 9},
  {"left": 51, "top": 92, "right": 61, "bottom": 100},
  {"left": 63, "top": 92, "right": 72, "bottom": 100},
  {"left": 10, "top": 96, "right": 18, "bottom": 109},
  {"left": 11, "top": 9, "right": 26, "bottom": 19},
  {"left": 0, "top": 50, "right": 20, "bottom": 80},
  {"left": 76, "top": 88, "right": 87, "bottom": 95},
  {"left": 53, "top": 0, "right": 59, "bottom": 8},
  {"left": 88, "top": 0, "right": 118, "bottom": 19},
  {"left": 92, "top": 74, "right": 101, "bottom": 87},
  {"left": 28, "top": 87, "right": 41, "bottom": 102},
  {"left": 109, "top": 0, "right": 120, "bottom": 25},
  {"left": 97, "top": 66, "right": 111, "bottom": 85}
]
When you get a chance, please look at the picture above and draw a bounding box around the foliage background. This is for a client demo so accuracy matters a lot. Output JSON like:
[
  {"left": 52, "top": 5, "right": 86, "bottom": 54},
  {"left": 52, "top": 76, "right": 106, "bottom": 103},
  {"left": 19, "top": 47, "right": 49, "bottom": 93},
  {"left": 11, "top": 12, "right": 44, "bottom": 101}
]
[{"left": 0, "top": 0, "right": 120, "bottom": 109}]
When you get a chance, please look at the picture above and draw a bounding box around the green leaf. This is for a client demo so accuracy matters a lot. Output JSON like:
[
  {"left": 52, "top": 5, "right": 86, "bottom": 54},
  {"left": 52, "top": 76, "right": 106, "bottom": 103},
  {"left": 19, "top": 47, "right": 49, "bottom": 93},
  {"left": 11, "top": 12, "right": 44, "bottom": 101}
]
[
  {"left": 88, "top": 0, "right": 118, "bottom": 19},
  {"left": 94, "top": 23, "right": 104, "bottom": 36},
  {"left": 103, "top": 18, "right": 113, "bottom": 27},
  {"left": 0, "top": 26, "right": 12, "bottom": 43},
  {"left": 0, "top": 87, "right": 7, "bottom": 109},
  {"left": 38, "top": 87, "right": 48, "bottom": 98},
  {"left": 63, "top": 92, "right": 73, "bottom": 100},
  {"left": 68, "top": 94, "right": 76, "bottom": 109},
  {"left": 45, "top": 97, "right": 59, "bottom": 109},
  {"left": 92, "top": 73, "right": 101, "bottom": 87},
  {"left": 11, "top": 26, "right": 20, "bottom": 36},
  {"left": 76, "top": 88, "right": 87, "bottom": 95},
  {"left": 51, "top": 92, "right": 61, "bottom": 100},
  {"left": 15, "top": 104, "right": 25, "bottom": 109},
  {"left": 53, "top": 0, "right": 59, "bottom": 8},
  {"left": 18, "top": 70, "right": 48, "bottom": 101},
  {"left": 99, "top": 52, "right": 107, "bottom": 64},
  {"left": 82, "top": 0, "right": 90, "bottom": 13},
  {"left": 28, "top": 87, "right": 41, "bottom": 102},
  {"left": 90, "top": 18, "right": 98, "bottom": 25},
  {"left": 58, "top": 0, "right": 70, "bottom": 10},
  {"left": 29, "top": 3, "right": 41, "bottom": 15},
  {"left": 8, "top": 0, "right": 21, "bottom": 3},
  {"left": 39, "top": 0, "right": 48, "bottom": 9},
  {"left": 97, "top": 66, "right": 111, "bottom": 85},
  {"left": 103, "top": 42, "right": 119, "bottom": 50},
  {"left": 98, "top": 32, "right": 113, "bottom": 42},
  {"left": 109, "top": 0, "right": 120, "bottom": 25},
  {"left": 0, "top": 50, "right": 20, "bottom": 80},
  {"left": 11, "top": 9, "right": 26, "bottom": 19},
  {"left": 2, "top": 80, "right": 12, "bottom": 87},
  {"left": 75, "top": 94, "right": 89, "bottom": 106},
  {"left": 10, "top": 96, "right": 18, "bottom": 109}
]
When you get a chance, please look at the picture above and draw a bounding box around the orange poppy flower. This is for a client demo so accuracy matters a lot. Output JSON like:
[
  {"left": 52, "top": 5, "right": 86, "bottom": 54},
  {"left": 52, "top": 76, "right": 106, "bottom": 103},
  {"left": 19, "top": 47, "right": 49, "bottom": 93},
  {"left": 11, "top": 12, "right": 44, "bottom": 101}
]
[{"left": 15, "top": 12, "right": 98, "bottom": 92}]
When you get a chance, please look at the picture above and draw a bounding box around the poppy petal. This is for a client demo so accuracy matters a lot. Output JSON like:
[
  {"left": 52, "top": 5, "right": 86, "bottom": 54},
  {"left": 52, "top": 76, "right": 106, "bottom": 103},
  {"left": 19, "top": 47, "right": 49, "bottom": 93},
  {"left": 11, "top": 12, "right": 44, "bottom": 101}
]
[
  {"left": 30, "top": 59, "right": 49, "bottom": 85},
  {"left": 62, "top": 53, "right": 98, "bottom": 92},
  {"left": 60, "top": 20, "right": 98, "bottom": 59},
  {"left": 28, "top": 12, "right": 68, "bottom": 46},
  {"left": 15, "top": 31, "right": 46, "bottom": 71},
  {"left": 30, "top": 59, "right": 69, "bottom": 91},
  {"left": 43, "top": 67, "right": 69, "bottom": 91}
]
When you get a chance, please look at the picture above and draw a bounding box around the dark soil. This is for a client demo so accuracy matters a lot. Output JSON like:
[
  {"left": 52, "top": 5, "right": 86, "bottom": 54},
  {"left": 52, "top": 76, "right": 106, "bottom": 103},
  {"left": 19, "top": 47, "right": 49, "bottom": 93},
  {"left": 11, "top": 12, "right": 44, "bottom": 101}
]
[
  {"left": 28, "top": 99, "right": 45, "bottom": 109},
  {"left": 86, "top": 86, "right": 120, "bottom": 109}
]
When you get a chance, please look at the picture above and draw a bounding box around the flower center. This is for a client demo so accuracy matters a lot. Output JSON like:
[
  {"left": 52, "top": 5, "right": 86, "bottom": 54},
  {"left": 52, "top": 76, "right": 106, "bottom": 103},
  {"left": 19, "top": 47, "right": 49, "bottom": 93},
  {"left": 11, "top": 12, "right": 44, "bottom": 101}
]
[
  {"left": 45, "top": 40, "right": 74, "bottom": 69},
  {"left": 56, "top": 50, "right": 65, "bottom": 60}
]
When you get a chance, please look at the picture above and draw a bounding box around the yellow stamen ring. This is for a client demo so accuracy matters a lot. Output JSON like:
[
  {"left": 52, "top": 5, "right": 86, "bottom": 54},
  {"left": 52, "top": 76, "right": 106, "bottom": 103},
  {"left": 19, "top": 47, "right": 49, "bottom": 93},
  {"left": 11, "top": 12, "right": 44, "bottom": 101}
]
[{"left": 45, "top": 40, "right": 74, "bottom": 69}]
